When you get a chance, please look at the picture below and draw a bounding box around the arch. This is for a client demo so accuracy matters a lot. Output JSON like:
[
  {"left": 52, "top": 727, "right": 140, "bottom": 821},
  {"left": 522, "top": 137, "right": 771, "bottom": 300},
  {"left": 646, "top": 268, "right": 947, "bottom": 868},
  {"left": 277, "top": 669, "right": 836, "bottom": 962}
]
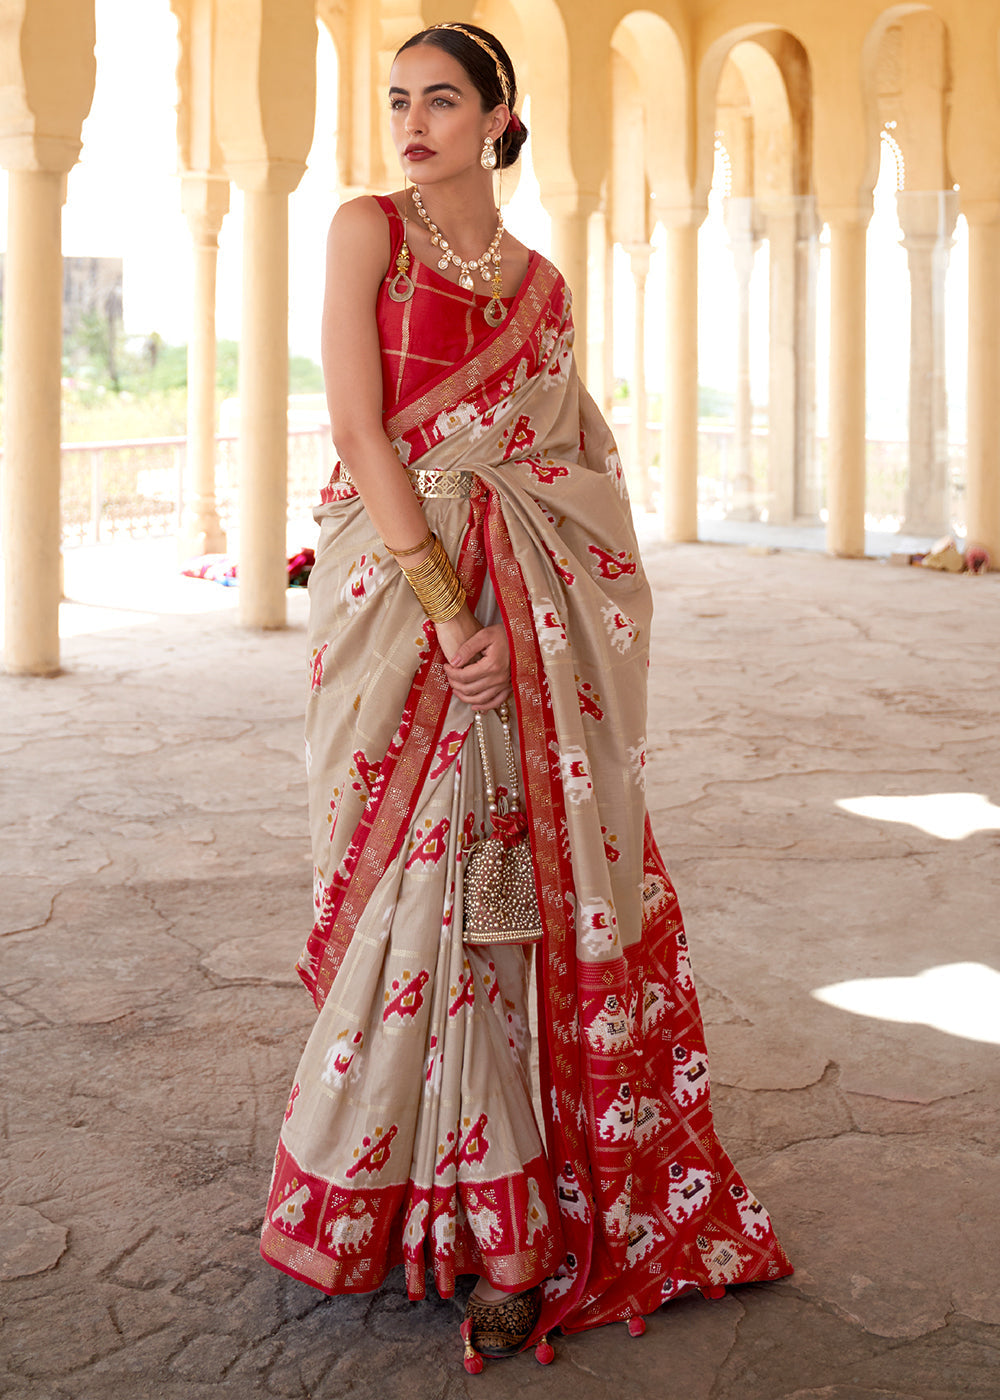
[
  {"left": 313, "top": 7, "right": 349, "bottom": 190},
  {"left": 861, "top": 3, "right": 950, "bottom": 195},
  {"left": 475, "top": 0, "right": 573, "bottom": 196},
  {"left": 696, "top": 24, "right": 812, "bottom": 209},
  {"left": 610, "top": 9, "right": 688, "bottom": 213}
]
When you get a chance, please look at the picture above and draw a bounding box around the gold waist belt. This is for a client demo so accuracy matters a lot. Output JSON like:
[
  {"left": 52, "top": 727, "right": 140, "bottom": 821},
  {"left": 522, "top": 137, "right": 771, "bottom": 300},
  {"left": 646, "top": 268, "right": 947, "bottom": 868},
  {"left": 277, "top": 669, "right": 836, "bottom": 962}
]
[{"left": 338, "top": 465, "right": 475, "bottom": 500}]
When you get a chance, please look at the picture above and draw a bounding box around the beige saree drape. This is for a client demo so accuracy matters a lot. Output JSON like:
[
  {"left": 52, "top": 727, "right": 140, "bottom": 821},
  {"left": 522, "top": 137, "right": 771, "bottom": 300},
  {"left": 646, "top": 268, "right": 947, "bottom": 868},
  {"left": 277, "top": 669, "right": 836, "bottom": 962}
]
[{"left": 261, "top": 220, "right": 792, "bottom": 1342}]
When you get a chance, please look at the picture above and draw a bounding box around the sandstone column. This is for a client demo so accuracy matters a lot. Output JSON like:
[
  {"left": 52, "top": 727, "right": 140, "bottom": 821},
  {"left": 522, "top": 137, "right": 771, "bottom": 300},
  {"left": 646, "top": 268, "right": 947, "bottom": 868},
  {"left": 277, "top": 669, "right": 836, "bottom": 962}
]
[
  {"left": 661, "top": 219, "right": 699, "bottom": 543},
  {"left": 826, "top": 213, "right": 870, "bottom": 557},
  {"left": 794, "top": 201, "right": 822, "bottom": 520},
  {"left": 765, "top": 201, "right": 797, "bottom": 525},
  {"left": 964, "top": 208, "right": 1000, "bottom": 563},
  {"left": 585, "top": 209, "right": 609, "bottom": 411},
  {"left": 624, "top": 242, "right": 652, "bottom": 508},
  {"left": 2, "top": 171, "right": 65, "bottom": 673},
  {"left": 213, "top": 0, "right": 316, "bottom": 628},
  {"left": 179, "top": 176, "right": 230, "bottom": 559},
  {"left": 897, "top": 190, "right": 958, "bottom": 538},
  {"left": 0, "top": 0, "right": 96, "bottom": 676},
  {"left": 547, "top": 193, "right": 599, "bottom": 385},
  {"left": 232, "top": 170, "right": 299, "bottom": 627},
  {"left": 765, "top": 195, "right": 820, "bottom": 525},
  {"left": 725, "top": 197, "right": 762, "bottom": 520}
]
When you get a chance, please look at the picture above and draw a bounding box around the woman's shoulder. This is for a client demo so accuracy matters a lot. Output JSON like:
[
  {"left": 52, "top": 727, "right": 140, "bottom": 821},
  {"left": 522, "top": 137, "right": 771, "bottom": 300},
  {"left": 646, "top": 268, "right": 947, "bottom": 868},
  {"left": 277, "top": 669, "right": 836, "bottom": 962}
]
[
  {"left": 329, "top": 194, "right": 397, "bottom": 238},
  {"left": 325, "top": 196, "right": 397, "bottom": 283}
]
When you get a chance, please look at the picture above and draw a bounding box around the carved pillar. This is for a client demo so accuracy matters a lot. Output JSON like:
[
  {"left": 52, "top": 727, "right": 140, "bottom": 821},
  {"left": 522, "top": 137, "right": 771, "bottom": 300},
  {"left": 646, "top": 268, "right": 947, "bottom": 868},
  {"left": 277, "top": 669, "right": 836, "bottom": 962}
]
[
  {"left": 964, "top": 207, "right": 1000, "bottom": 562},
  {"left": 794, "top": 201, "right": 822, "bottom": 520},
  {"left": 212, "top": 0, "right": 316, "bottom": 627},
  {"left": 765, "top": 195, "right": 820, "bottom": 524},
  {"left": 661, "top": 219, "right": 699, "bottom": 542},
  {"left": 0, "top": 0, "right": 96, "bottom": 676},
  {"left": 546, "top": 192, "right": 599, "bottom": 384},
  {"left": 896, "top": 190, "right": 959, "bottom": 537},
  {"left": 179, "top": 175, "right": 230, "bottom": 558},
  {"left": 724, "top": 197, "right": 763, "bottom": 520},
  {"left": 825, "top": 212, "right": 870, "bottom": 557},
  {"left": 2, "top": 172, "right": 66, "bottom": 673},
  {"left": 624, "top": 242, "right": 652, "bottom": 508},
  {"left": 585, "top": 209, "right": 609, "bottom": 410},
  {"left": 230, "top": 167, "right": 301, "bottom": 628}
]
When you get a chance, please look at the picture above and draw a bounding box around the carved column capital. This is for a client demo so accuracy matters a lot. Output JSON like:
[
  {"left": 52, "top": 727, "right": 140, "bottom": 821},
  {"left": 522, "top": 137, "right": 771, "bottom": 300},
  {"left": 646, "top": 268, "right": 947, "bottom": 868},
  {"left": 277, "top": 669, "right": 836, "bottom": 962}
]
[{"left": 180, "top": 173, "right": 231, "bottom": 247}]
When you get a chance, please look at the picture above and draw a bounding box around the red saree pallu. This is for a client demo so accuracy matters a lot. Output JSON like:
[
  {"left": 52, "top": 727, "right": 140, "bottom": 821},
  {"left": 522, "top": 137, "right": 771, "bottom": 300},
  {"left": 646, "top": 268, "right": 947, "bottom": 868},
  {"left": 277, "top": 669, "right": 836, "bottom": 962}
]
[{"left": 260, "top": 195, "right": 792, "bottom": 1336}]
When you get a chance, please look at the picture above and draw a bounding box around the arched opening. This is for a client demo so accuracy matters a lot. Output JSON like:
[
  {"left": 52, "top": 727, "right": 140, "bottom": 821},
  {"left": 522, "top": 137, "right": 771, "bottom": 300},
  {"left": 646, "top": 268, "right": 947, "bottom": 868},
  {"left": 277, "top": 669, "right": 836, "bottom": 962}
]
[
  {"left": 607, "top": 9, "right": 688, "bottom": 514},
  {"left": 699, "top": 29, "right": 817, "bottom": 534},
  {"left": 864, "top": 6, "right": 960, "bottom": 542}
]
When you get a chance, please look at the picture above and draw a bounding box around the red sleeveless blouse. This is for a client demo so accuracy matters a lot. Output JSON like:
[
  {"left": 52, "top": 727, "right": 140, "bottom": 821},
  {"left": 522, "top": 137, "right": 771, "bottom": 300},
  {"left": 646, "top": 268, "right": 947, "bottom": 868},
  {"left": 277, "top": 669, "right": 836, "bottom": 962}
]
[{"left": 373, "top": 194, "right": 534, "bottom": 423}]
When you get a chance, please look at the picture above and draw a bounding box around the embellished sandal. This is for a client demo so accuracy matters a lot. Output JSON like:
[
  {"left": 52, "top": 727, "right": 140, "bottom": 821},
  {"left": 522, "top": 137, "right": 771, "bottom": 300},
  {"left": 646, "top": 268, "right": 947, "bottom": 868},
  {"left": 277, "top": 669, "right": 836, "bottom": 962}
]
[{"left": 461, "top": 1284, "right": 547, "bottom": 1371}]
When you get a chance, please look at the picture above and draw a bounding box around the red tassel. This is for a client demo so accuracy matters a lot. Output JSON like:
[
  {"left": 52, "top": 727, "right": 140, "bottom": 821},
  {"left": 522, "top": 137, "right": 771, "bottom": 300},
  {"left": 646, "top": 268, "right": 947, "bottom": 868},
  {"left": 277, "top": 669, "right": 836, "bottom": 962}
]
[
  {"left": 535, "top": 1335, "right": 555, "bottom": 1365},
  {"left": 701, "top": 1284, "right": 726, "bottom": 1300},
  {"left": 460, "top": 1317, "right": 484, "bottom": 1374},
  {"left": 492, "top": 809, "right": 528, "bottom": 844},
  {"left": 627, "top": 1315, "right": 646, "bottom": 1337}
]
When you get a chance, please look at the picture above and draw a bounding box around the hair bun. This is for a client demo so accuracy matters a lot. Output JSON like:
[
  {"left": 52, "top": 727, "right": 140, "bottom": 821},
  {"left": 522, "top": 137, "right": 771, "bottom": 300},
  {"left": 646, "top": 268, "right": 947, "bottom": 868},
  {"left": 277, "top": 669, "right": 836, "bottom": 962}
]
[{"left": 500, "top": 114, "right": 528, "bottom": 165}]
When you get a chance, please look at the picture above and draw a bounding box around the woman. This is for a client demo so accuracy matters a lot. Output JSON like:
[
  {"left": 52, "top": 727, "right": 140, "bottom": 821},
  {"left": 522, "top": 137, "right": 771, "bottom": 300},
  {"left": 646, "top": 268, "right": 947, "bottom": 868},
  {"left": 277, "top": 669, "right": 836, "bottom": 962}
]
[{"left": 261, "top": 21, "right": 792, "bottom": 1369}]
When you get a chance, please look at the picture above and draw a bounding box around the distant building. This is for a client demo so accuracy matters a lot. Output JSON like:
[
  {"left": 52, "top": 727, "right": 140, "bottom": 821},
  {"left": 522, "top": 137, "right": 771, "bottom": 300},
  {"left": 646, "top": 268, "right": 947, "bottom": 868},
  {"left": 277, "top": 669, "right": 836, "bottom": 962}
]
[{"left": 0, "top": 254, "right": 123, "bottom": 339}]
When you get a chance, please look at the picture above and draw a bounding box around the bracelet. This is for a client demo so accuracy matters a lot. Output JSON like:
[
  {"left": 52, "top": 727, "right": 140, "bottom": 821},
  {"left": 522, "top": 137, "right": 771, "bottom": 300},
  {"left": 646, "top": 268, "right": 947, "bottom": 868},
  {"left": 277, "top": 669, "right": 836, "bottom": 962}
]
[
  {"left": 400, "top": 536, "right": 467, "bottom": 622},
  {"left": 384, "top": 527, "right": 434, "bottom": 558}
]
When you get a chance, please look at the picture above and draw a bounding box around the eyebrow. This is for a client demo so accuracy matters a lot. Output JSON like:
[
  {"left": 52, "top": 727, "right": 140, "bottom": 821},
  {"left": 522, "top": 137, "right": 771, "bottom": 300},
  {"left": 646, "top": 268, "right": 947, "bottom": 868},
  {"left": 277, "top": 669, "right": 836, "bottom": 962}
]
[{"left": 388, "top": 82, "right": 464, "bottom": 97}]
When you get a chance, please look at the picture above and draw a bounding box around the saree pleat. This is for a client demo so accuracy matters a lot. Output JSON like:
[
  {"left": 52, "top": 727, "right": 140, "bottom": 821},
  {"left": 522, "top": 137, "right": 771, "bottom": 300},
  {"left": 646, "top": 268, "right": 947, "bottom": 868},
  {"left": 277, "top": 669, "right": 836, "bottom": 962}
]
[{"left": 261, "top": 199, "right": 792, "bottom": 1334}]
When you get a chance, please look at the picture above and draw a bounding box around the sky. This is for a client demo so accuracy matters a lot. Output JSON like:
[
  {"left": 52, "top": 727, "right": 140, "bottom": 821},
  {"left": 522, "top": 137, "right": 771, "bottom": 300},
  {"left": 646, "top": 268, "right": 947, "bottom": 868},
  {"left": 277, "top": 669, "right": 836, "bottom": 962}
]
[{"left": 0, "top": 0, "right": 969, "bottom": 445}]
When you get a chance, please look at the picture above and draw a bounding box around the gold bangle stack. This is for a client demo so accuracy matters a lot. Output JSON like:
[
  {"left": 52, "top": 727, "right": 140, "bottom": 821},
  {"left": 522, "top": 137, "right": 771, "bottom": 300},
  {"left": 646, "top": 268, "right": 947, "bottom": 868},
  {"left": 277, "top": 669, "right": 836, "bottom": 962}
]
[
  {"left": 384, "top": 526, "right": 434, "bottom": 558},
  {"left": 399, "top": 535, "right": 467, "bottom": 622}
]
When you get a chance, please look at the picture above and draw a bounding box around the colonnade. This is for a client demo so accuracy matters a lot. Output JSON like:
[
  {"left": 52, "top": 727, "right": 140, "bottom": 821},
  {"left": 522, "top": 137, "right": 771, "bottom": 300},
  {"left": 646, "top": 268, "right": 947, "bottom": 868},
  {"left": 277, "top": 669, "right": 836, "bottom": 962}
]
[{"left": 3, "top": 0, "right": 1000, "bottom": 677}]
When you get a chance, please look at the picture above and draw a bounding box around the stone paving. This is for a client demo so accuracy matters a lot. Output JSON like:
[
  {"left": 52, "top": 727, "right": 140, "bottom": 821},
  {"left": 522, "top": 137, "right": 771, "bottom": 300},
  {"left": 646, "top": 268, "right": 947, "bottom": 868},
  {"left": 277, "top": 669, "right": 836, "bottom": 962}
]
[{"left": 2, "top": 540, "right": 999, "bottom": 1399}]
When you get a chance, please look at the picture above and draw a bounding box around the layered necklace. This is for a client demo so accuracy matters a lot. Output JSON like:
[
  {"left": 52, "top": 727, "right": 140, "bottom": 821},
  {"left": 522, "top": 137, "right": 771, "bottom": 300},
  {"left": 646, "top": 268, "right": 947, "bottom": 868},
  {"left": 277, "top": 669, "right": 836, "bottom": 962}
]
[{"left": 410, "top": 187, "right": 508, "bottom": 328}]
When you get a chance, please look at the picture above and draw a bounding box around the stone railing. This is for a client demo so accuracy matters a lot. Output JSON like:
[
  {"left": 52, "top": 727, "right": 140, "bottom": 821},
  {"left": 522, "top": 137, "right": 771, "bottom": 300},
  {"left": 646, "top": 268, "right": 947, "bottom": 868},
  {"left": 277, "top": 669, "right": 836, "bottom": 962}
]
[
  {"left": 620, "top": 414, "right": 967, "bottom": 532},
  {"left": 60, "top": 429, "right": 334, "bottom": 546},
  {"left": 58, "top": 424, "right": 967, "bottom": 545}
]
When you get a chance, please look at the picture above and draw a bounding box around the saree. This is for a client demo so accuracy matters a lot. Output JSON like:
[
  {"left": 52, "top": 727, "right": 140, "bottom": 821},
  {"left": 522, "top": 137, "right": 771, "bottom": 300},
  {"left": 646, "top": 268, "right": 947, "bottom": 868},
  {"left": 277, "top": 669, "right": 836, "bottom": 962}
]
[{"left": 260, "top": 197, "right": 793, "bottom": 1340}]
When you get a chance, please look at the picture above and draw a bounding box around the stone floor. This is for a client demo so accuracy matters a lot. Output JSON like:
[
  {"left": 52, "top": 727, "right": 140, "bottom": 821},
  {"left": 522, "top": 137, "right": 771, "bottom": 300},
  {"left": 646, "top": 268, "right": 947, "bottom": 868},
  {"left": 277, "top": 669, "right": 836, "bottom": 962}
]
[{"left": 2, "top": 539, "right": 999, "bottom": 1400}]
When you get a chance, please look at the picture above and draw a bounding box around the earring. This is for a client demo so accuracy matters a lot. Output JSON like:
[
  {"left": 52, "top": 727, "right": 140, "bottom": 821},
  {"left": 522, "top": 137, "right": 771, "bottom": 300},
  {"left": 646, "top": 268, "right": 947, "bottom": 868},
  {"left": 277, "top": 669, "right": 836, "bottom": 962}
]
[{"left": 480, "top": 137, "right": 497, "bottom": 170}]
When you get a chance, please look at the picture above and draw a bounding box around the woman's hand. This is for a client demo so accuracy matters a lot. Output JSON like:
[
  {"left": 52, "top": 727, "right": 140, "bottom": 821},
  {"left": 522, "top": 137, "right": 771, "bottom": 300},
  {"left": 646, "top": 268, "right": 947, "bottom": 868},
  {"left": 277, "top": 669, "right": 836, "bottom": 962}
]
[{"left": 438, "top": 611, "right": 511, "bottom": 711}]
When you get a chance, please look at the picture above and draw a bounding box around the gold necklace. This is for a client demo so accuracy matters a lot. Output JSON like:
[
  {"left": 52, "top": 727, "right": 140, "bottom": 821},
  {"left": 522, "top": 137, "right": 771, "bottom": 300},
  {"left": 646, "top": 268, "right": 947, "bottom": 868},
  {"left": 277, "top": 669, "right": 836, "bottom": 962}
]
[{"left": 410, "top": 187, "right": 508, "bottom": 327}]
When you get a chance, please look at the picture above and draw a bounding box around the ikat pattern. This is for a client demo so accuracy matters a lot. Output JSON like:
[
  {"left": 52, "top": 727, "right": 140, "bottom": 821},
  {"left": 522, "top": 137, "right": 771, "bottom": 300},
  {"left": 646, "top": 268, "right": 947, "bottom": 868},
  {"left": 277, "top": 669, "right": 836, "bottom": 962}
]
[{"left": 261, "top": 208, "right": 792, "bottom": 1335}]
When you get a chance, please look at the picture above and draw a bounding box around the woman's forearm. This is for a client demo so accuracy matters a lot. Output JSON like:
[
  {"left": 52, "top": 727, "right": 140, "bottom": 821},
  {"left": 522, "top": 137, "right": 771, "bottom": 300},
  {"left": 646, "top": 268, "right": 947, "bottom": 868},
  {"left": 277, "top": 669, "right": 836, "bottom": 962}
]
[{"left": 333, "top": 428, "right": 436, "bottom": 566}]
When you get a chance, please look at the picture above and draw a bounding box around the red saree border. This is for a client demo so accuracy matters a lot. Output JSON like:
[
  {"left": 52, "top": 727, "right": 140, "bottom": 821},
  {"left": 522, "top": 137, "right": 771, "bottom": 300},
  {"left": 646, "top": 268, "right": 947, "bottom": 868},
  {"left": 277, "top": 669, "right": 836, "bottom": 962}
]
[
  {"left": 481, "top": 493, "right": 598, "bottom": 1339},
  {"left": 478, "top": 488, "right": 794, "bottom": 1340},
  {"left": 262, "top": 1136, "right": 562, "bottom": 1301}
]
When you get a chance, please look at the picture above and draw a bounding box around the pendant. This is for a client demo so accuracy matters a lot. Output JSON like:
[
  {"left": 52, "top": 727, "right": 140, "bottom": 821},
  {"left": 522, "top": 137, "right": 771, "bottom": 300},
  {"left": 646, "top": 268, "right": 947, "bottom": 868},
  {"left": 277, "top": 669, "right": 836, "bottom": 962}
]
[
  {"left": 388, "top": 272, "right": 415, "bottom": 302},
  {"left": 387, "top": 243, "right": 415, "bottom": 302},
  {"left": 484, "top": 297, "right": 507, "bottom": 328},
  {"left": 459, "top": 270, "right": 475, "bottom": 291}
]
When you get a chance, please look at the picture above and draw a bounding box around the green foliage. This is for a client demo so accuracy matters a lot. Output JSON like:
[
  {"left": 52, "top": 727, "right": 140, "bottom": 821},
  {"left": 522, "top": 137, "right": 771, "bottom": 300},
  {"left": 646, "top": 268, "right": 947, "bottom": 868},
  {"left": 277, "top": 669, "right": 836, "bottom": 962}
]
[
  {"left": 612, "top": 378, "right": 735, "bottom": 421},
  {"left": 290, "top": 354, "right": 325, "bottom": 393},
  {"left": 698, "top": 384, "right": 736, "bottom": 420},
  {"left": 215, "top": 340, "right": 240, "bottom": 396},
  {"left": 60, "top": 388, "right": 189, "bottom": 443},
  {"left": 54, "top": 333, "right": 325, "bottom": 443}
]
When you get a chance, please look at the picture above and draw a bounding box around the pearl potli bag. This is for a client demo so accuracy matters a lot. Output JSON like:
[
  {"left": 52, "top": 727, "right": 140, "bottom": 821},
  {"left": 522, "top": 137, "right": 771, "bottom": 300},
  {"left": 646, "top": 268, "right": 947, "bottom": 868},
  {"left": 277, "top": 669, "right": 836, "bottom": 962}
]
[{"left": 461, "top": 702, "right": 543, "bottom": 946}]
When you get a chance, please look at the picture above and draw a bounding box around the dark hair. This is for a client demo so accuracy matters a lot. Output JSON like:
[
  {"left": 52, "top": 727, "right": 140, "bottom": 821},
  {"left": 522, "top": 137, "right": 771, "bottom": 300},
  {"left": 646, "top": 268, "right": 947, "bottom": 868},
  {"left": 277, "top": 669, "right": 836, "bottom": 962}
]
[{"left": 396, "top": 22, "right": 529, "bottom": 167}]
